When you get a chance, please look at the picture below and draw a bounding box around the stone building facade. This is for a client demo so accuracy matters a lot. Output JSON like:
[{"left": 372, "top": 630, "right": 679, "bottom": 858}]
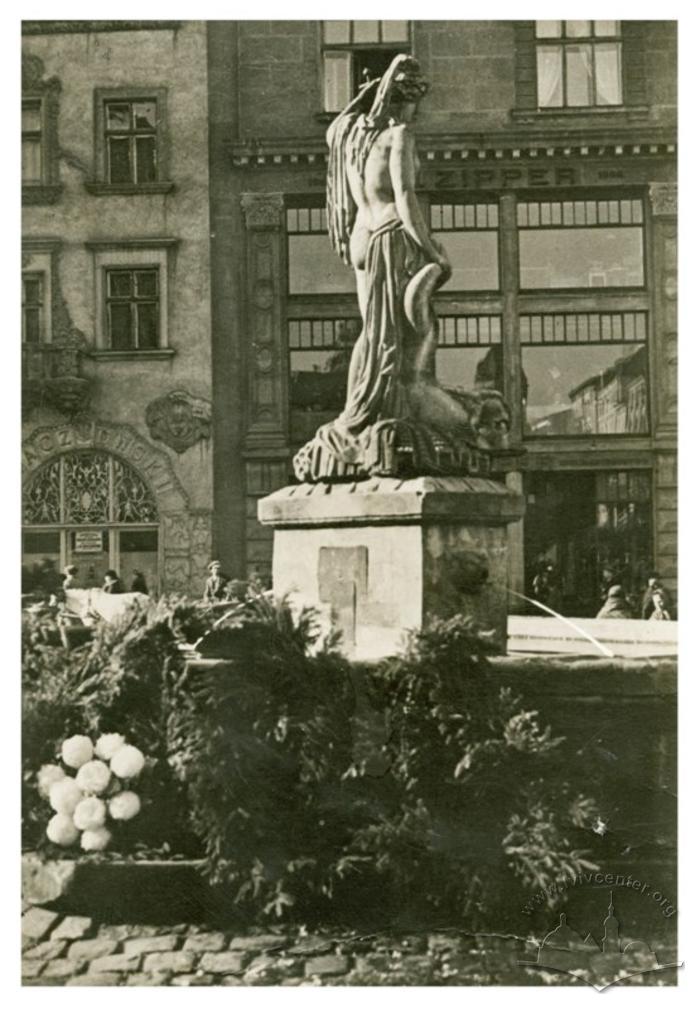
[
  {"left": 22, "top": 21, "right": 677, "bottom": 613},
  {"left": 22, "top": 21, "right": 214, "bottom": 596},
  {"left": 210, "top": 20, "right": 677, "bottom": 615}
]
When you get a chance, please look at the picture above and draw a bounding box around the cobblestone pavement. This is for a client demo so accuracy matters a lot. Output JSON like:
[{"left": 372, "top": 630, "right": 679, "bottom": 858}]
[{"left": 22, "top": 907, "right": 676, "bottom": 987}]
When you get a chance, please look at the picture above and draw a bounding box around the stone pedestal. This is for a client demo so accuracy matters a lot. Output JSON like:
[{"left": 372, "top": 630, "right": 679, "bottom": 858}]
[{"left": 258, "top": 477, "right": 525, "bottom": 661}]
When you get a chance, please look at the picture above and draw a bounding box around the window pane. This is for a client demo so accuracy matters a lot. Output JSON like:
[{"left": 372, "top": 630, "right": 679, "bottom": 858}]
[
  {"left": 23, "top": 275, "right": 43, "bottom": 306},
  {"left": 519, "top": 228, "right": 644, "bottom": 289},
  {"left": 135, "top": 271, "right": 157, "bottom": 297},
  {"left": 323, "top": 20, "right": 350, "bottom": 44},
  {"left": 435, "top": 233, "right": 499, "bottom": 291},
  {"left": 24, "top": 308, "right": 42, "bottom": 344},
  {"left": 436, "top": 346, "right": 503, "bottom": 392},
  {"left": 290, "top": 348, "right": 350, "bottom": 412},
  {"left": 536, "top": 21, "right": 562, "bottom": 38},
  {"left": 381, "top": 20, "right": 409, "bottom": 43},
  {"left": 136, "top": 302, "right": 159, "bottom": 349},
  {"left": 108, "top": 137, "right": 132, "bottom": 183},
  {"left": 537, "top": 47, "right": 563, "bottom": 107},
  {"left": 22, "top": 138, "right": 42, "bottom": 183},
  {"left": 566, "top": 44, "right": 594, "bottom": 106},
  {"left": 288, "top": 235, "right": 356, "bottom": 293},
  {"left": 523, "top": 344, "right": 648, "bottom": 436},
  {"left": 106, "top": 103, "right": 131, "bottom": 131},
  {"left": 132, "top": 101, "right": 157, "bottom": 130},
  {"left": 323, "top": 51, "right": 352, "bottom": 112},
  {"left": 352, "top": 21, "right": 380, "bottom": 43},
  {"left": 22, "top": 102, "right": 42, "bottom": 131},
  {"left": 594, "top": 20, "right": 619, "bottom": 36},
  {"left": 565, "top": 21, "right": 592, "bottom": 37},
  {"left": 108, "top": 271, "right": 132, "bottom": 297},
  {"left": 595, "top": 43, "right": 622, "bottom": 105},
  {"left": 135, "top": 135, "right": 157, "bottom": 183},
  {"left": 108, "top": 303, "right": 133, "bottom": 349}
]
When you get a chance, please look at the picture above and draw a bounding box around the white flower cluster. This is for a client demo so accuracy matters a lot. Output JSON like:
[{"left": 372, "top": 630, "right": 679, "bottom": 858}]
[{"left": 39, "top": 733, "right": 145, "bottom": 851}]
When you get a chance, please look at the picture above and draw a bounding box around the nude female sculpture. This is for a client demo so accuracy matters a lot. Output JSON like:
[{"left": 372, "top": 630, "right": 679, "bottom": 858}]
[{"left": 293, "top": 55, "right": 509, "bottom": 483}]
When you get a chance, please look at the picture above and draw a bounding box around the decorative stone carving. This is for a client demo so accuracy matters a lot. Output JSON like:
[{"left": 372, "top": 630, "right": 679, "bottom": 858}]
[
  {"left": 649, "top": 183, "right": 678, "bottom": 217},
  {"left": 241, "top": 193, "right": 285, "bottom": 231},
  {"left": 292, "top": 55, "right": 509, "bottom": 483},
  {"left": 145, "top": 389, "right": 212, "bottom": 454}
]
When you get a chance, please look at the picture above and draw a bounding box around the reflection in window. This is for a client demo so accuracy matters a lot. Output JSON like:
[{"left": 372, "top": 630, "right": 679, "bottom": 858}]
[
  {"left": 535, "top": 21, "right": 622, "bottom": 108},
  {"left": 518, "top": 199, "right": 644, "bottom": 289},
  {"left": 436, "top": 316, "right": 502, "bottom": 390},
  {"left": 289, "top": 318, "right": 360, "bottom": 411},
  {"left": 287, "top": 207, "right": 356, "bottom": 294},
  {"left": 523, "top": 343, "right": 648, "bottom": 436},
  {"left": 431, "top": 203, "right": 500, "bottom": 292}
]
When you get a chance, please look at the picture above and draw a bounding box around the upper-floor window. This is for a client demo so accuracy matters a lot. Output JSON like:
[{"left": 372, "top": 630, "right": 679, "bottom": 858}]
[
  {"left": 536, "top": 21, "right": 622, "bottom": 108},
  {"left": 105, "top": 268, "right": 159, "bottom": 351},
  {"left": 22, "top": 99, "right": 43, "bottom": 184},
  {"left": 105, "top": 99, "right": 158, "bottom": 185},
  {"left": 322, "top": 20, "right": 410, "bottom": 112},
  {"left": 22, "top": 273, "right": 45, "bottom": 344}
]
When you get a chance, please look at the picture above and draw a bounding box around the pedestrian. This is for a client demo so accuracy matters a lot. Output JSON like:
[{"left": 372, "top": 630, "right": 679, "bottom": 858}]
[
  {"left": 648, "top": 589, "right": 672, "bottom": 621},
  {"left": 596, "top": 584, "right": 632, "bottom": 620},
  {"left": 641, "top": 572, "right": 674, "bottom": 620},
  {"left": 130, "top": 569, "right": 148, "bottom": 595},
  {"left": 532, "top": 562, "right": 555, "bottom": 608},
  {"left": 103, "top": 569, "right": 124, "bottom": 594},
  {"left": 62, "top": 564, "right": 78, "bottom": 590},
  {"left": 203, "top": 560, "right": 228, "bottom": 602}
]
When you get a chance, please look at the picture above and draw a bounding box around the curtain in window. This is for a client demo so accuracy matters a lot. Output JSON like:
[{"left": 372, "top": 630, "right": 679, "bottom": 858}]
[
  {"left": 594, "top": 43, "right": 622, "bottom": 105},
  {"left": 536, "top": 47, "right": 563, "bottom": 107},
  {"left": 565, "top": 44, "right": 594, "bottom": 106}
]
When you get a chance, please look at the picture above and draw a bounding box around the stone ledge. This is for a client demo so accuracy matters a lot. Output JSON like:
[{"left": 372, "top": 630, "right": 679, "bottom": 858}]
[{"left": 258, "top": 477, "right": 525, "bottom": 528}]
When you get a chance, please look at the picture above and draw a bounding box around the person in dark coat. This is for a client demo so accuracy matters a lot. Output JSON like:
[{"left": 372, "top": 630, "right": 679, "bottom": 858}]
[
  {"left": 103, "top": 569, "right": 125, "bottom": 594},
  {"left": 596, "top": 584, "right": 632, "bottom": 619},
  {"left": 130, "top": 570, "right": 149, "bottom": 595},
  {"left": 203, "top": 560, "right": 228, "bottom": 602},
  {"left": 641, "top": 573, "right": 674, "bottom": 620}
]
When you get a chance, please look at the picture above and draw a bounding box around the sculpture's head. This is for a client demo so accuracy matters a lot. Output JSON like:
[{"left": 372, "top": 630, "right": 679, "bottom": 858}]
[{"left": 367, "top": 54, "right": 429, "bottom": 125}]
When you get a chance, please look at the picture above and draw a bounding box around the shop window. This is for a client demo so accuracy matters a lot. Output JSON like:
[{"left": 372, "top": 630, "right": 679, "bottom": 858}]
[
  {"left": 22, "top": 273, "right": 45, "bottom": 344},
  {"left": 287, "top": 207, "right": 355, "bottom": 295},
  {"left": 322, "top": 21, "right": 410, "bottom": 112},
  {"left": 22, "top": 99, "right": 43, "bottom": 184},
  {"left": 518, "top": 198, "right": 644, "bottom": 289},
  {"left": 436, "top": 316, "right": 503, "bottom": 391},
  {"left": 105, "top": 268, "right": 160, "bottom": 351},
  {"left": 521, "top": 312, "right": 649, "bottom": 436},
  {"left": 535, "top": 21, "right": 622, "bottom": 108},
  {"left": 430, "top": 203, "right": 500, "bottom": 292},
  {"left": 289, "top": 317, "right": 360, "bottom": 412}
]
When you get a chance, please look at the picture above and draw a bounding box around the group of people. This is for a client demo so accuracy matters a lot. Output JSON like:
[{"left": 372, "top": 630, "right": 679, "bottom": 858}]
[
  {"left": 61, "top": 565, "right": 149, "bottom": 595},
  {"left": 531, "top": 563, "right": 675, "bottom": 621}
]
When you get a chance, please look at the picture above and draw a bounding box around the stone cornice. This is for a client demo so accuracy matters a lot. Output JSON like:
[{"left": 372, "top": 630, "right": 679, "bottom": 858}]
[{"left": 22, "top": 20, "right": 182, "bottom": 35}]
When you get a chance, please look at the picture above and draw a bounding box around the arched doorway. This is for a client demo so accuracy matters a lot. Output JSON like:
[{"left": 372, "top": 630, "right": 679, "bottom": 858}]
[{"left": 22, "top": 450, "right": 160, "bottom": 595}]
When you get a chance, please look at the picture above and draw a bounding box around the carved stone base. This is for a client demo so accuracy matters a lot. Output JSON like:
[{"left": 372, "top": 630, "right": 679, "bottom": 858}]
[{"left": 258, "top": 476, "right": 525, "bottom": 660}]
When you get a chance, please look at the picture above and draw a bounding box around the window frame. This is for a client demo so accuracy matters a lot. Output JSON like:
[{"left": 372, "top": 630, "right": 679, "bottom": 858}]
[
  {"left": 535, "top": 20, "right": 623, "bottom": 110},
  {"left": 320, "top": 20, "right": 412, "bottom": 114},
  {"left": 89, "top": 86, "right": 173, "bottom": 195},
  {"left": 21, "top": 55, "right": 62, "bottom": 204},
  {"left": 105, "top": 267, "right": 161, "bottom": 352},
  {"left": 22, "top": 97, "right": 45, "bottom": 187}
]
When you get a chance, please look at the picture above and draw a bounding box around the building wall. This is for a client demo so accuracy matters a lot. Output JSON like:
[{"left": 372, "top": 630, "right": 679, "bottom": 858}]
[{"left": 22, "top": 22, "right": 214, "bottom": 596}]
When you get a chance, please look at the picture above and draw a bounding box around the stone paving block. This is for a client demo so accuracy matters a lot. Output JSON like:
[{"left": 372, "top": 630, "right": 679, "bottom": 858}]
[
  {"left": 199, "top": 950, "right": 249, "bottom": 974},
  {"left": 305, "top": 954, "right": 349, "bottom": 977},
  {"left": 229, "top": 933, "right": 287, "bottom": 951},
  {"left": 219, "top": 976, "right": 244, "bottom": 985},
  {"left": 68, "top": 938, "right": 119, "bottom": 960},
  {"left": 66, "top": 973, "right": 122, "bottom": 986},
  {"left": 92, "top": 953, "right": 142, "bottom": 973},
  {"left": 126, "top": 972, "right": 172, "bottom": 986},
  {"left": 42, "top": 958, "right": 80, "bottom": 978},
  {"left": 289, "top": 936, "right": 334, "bottom": 955},
  {"left": 243, "top": 954, "right": 298, "bottom": 984},
  {"left": 52, "top": 916, "right": 93, "bottom": 940},
  {"left": 143, "top": 951, "right": 197, "bottom": 974},
  {"left": 171, "top": 973, "right": 216, "bottom": 986},
  {"left": 123, "top": 935, "right": 180, "bottom": 956},
  {"left": 21, "top": 960, "right": 44, "bottom": 978},
  {"left": 21, "top": 907, "right": 61, "bottom": 941},
  {"left": 98, "top": 923, "right": 160, "bottom": 940},
  {"left": 23, "top": 939, "right": 68, "bottom": 960},
  {"left": 183, "top": 932, "right": 227, "bottom": 953}
]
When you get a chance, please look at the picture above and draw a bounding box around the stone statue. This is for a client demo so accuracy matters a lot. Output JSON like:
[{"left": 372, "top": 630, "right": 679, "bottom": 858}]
[{"left": 293, "top": 54, "right": 509, "bottom": 483}]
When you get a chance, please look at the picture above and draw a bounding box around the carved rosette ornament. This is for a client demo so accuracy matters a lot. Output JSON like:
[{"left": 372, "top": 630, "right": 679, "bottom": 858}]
[
  {"left": 145, "top": 390, "right": 212, "bottom": 454},
  {"left": 649, "top": 183, "right": 678, "bottom": 217},
  {"left": 241, "top": 193, "right": 285, "bottom": 231}
]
